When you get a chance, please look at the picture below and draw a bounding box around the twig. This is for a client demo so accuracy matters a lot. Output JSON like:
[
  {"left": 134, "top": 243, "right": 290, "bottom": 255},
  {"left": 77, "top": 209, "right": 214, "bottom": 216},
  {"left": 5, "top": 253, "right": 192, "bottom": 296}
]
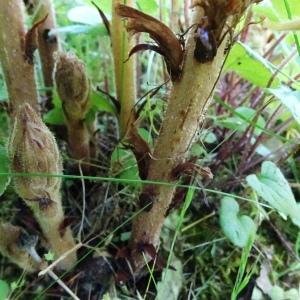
[
  {"left": 46, "top": 269, "right": 80, "bottom": 300},
  {"left": 38, "top": 243, "right": 83, "bottom": 277}
]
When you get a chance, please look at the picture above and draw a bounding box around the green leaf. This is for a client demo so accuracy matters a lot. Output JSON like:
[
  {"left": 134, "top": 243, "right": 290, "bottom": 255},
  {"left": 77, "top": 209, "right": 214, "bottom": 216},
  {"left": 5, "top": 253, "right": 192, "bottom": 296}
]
[
  {"left": 0, "top": 145, "right": 10, "bottom": 197},
  {"left": 268, "top": 86, "right": 300, "bottom": 125},
  {"left": 82, "top": 0, "right": 112, "bottom": 14},
  {"left": 270, "top": 0, "right": 300, "bottom": 21},
  {"left": 219, "top": 107, "right": 266, "bottom": 135},
  {"left": 43, "top": 107, "right": 65, "bottom": 125},
  {"left": 90, "top": 91, "right": 117, "bottom": 114},
  {"left": 156, "top": 256, "right": 183, "bottom": 300},
  {"left": 225, "top": 42, "right": 280, "bottom": 88},
  {"left": 137, "top": 0, "right": 158, "bottom": 14},
  {"left": 220, "top": 197, "right": 256, "bottom": 248},
  {"left": 67, "top": 5, "right": 109, "bottom": 26},
  {"left": 0, "top": 280, "right": 10, "bottom": 300},
  {"left": 138, "top": 128, "right": 153, "bottom": 145},
  {"left": 246, "top": 161, "right": 300, "bottom": 227},
  {"left": 44, "top": 251, "right": 55, "bottom": 262},
  {"left": 111, "top": 147, "right": 140, "bottom": 184}
]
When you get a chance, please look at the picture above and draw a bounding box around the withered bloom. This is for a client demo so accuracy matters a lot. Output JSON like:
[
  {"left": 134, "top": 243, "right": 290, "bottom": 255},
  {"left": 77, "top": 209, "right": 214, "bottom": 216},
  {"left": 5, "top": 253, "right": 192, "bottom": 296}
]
[
  {"left": 116, "top": 4, "right": 184, "bottom": 80},
  {"left": 55, "top": 52, "right": 90, "bottom": 121},
  {"left": 9, "top": 103, "right": 62, "bottom": 201}
]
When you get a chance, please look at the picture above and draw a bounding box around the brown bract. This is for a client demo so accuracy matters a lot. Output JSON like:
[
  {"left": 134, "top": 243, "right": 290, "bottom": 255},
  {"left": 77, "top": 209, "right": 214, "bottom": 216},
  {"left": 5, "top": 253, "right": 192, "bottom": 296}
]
[
  {"left": 24, "top": 15, "right": 48, "bottom": 64},
  {"left": 116, "top": 4, "right": 184, "bottom": 80}
]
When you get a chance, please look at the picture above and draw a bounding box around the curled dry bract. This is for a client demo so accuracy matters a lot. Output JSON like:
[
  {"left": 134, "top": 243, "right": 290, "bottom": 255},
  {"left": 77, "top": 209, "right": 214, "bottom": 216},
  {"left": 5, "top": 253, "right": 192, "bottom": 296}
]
[{"left": 116, "top": 4, "right": 184, "bottom": 80}]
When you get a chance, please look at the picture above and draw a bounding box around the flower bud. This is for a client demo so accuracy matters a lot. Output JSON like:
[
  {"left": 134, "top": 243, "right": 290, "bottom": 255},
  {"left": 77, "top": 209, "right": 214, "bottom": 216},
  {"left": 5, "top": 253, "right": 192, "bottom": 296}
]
[
  {"left": 55, "top": 52, "right": 90, "bottom": 121},
  {"left": 9, "top": 103, "right": 62, "bottom": 201}
]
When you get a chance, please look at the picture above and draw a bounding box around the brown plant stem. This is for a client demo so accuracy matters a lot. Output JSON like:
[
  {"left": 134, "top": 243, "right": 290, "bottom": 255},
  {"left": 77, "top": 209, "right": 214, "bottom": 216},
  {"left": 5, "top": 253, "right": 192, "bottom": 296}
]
[
  {"left": 32, "top": 0, "right": 59, "bottom": 109},
  {"left": 0, "top": 0, "right": 39, "bottom": 116},
  {"left": 129, "top": 2, "right": 253, "bottom": 271},
  {"left": 111, "top": 0, "right": 136, "bottom": 138}
]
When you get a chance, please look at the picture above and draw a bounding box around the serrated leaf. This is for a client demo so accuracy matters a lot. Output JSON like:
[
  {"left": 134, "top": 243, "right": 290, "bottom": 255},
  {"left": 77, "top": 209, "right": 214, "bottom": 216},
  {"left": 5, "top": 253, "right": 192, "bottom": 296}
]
[
  {"left": 0, "top": 145, "right": 10, "bottom": 197},
  {"left": 246, "top": 161, "right": 300, "bottom": 227},
  {"left": 220, "top": 197, "right": 256, "bottom": 248},
  {"left": 268, "top": 86, "right": 300, "bottom": 125},
  {"left": 225, "top": 42, "right": 280, "bottom": 88}
]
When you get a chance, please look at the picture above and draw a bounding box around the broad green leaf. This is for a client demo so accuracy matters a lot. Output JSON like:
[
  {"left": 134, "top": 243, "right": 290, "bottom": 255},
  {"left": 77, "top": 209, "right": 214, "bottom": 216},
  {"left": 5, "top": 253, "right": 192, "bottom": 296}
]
[
  {"left": 90, "top": 91, "right": 117, "bottom": 114},
  {"left": 82, "top": 0, "right": 112, "bottom": 14},
  {"left": 253, "top": 0, "right": 280, "bottom": 22},
  {"left": 254, "top": 0, "right": 300, "bottom": 22},
  {"left": 0, "top": 280, "right": 10, "bottom": 300},
  {"left": 268, "top": 86, "right": 300, "bottom": 125},
  {"left": 218, "top": 107, "right": 266, "bottom": 135},
  {"left": 0, "top": 145, "right": 10, "bottom": 197},
  {"left": 220, "top": 197, "right": 256, "bottom": 248},
  {"left": 270, "top": 0, "right": 300, "bottom": 20},
  {"left": 137, "top": 0, "right": 158, "bottom": 14},
  {"left": 111, "top": 147, "right": 140, "bottom": 184},
  {"left": 225, "top": 42, "right": 280, "bottom": 88},
  {"left": 156, "top": 256, "right": 183, "bottom": 300},
  {"left": 68, "top": 6, "right": 107, "bottom": 26},
  {"left": 0, "top": 89, "right": 7, "bottom": 102},
  {"left": 0, "top": 112, "right": 9, "bottom": 145},
  {"left": 43, "top": 107, "right": 65, "bottom": 125},
  {"left": 138, "top": 128, "right": 153, "bottom": 145},
  {"left": 246, "top": 161, "right": 300, "bottom": 227}
]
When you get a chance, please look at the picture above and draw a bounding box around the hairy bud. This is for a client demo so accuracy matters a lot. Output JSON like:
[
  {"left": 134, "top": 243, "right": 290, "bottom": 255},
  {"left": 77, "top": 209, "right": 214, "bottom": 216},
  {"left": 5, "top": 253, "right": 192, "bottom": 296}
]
[
  {"left": 55, "top": 52, "right": 90, "bottom": 121},
  {"left": 9, "top": 103, "right": 62, "bottom": 201}
]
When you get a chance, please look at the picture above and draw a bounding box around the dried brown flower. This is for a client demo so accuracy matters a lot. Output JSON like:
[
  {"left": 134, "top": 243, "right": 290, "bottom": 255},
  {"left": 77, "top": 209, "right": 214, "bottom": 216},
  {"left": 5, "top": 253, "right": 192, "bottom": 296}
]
[{"left": 116, "top": 4, "right": 184, "bottom": 80}]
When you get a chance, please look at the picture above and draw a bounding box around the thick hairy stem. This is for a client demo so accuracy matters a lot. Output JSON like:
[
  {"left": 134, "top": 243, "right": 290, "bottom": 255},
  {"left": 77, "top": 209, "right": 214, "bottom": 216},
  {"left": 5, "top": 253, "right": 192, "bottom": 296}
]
[
  {"left": 9, "top": 104, "right": 76, "bottom": 270},
  {"left": 130, "top": 6, "right": 232, "bottom": 271},
  {"left": 25, "top": 193, "right": 76, "bottom": 270},
  {"left": 111, "top": 0, "right": 136, "bottom": 137},
  {"left": 0, "top": 0, "right": 39, "bottom": 115},
  {"left": 67, "top": 120, "right": 91, "bottom": 162},
  {"left": 0, "top": 223, "right": 43, "bottom": 272},
  {"left": 32, "top": 0, "right": 59, "bottom": 109}
]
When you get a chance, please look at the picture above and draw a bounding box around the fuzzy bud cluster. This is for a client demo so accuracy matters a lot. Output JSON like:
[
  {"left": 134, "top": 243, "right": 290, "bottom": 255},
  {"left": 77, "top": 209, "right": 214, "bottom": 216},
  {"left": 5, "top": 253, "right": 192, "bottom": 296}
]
[
  {"left": 8, "top": 103, "right": 62, "bottom": 201},
  {"left": 55, "top": 52, "right": 90, "bottom": 121}
]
